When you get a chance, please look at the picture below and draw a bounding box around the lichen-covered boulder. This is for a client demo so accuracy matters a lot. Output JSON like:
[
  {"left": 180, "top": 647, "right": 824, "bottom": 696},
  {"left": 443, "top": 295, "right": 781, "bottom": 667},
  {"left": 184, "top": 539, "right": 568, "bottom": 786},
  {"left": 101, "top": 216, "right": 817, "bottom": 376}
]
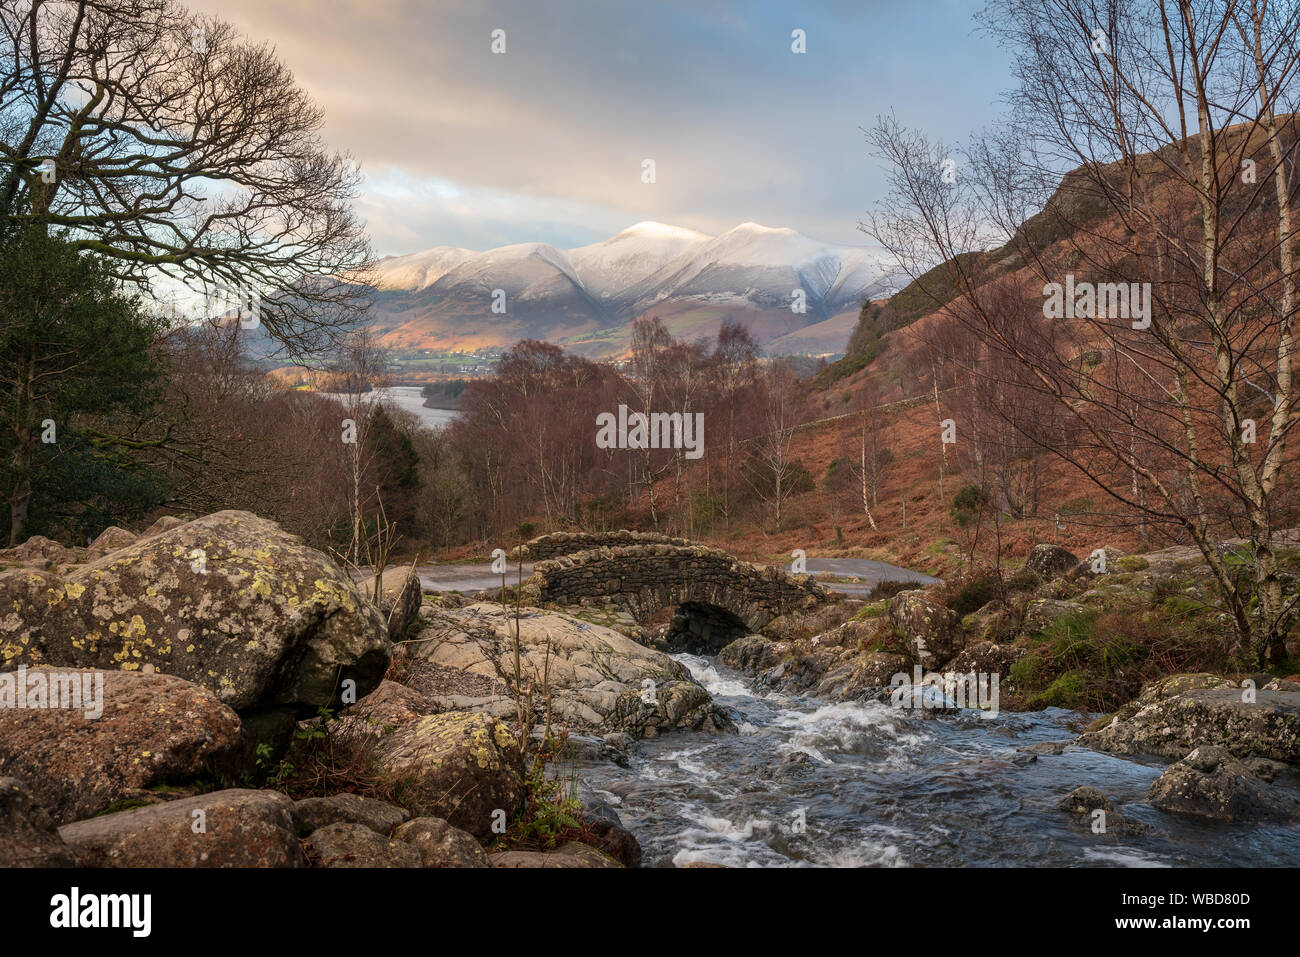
[
  {"left": 1149, "top": 746, "right": 1300, "bottom": 823},
  {"left": 0, "top": 510, "right": 391, "bottom": 714},
  {"left": 0, "top": 777, "right": 77, "bottom": 867},
  {"left": 393, "top": 816, "right": 489, "bottom": 867},
  {"left": 1022, "top": 598, "right": 1087, "bottom": 635},
  {"left": 888, "top": 590, "right": 962, "bottom": 666},
  {"left": 945, "top": 641, "right": 1025, "bottom": 678},
  {"left": 305, "top": 822, "right": 422, "bottom": 867},
  {"left": 367, "top": 711, "right": 524, "bottom": 839},
  {"left": 1025, "top": 543, "right": 1080, "bottom": 579},
  {"left": 1080, "top": 681, "right": 1300, "bottom": 762},
  {"left": 86, "top": 526, "right": 138, "bottom": 559},
  {"left": 58, "top": 789, "right": 303, "bottom": 867},
  {"left": 0, "top": 668, "right": 241, "bottom": 825}
]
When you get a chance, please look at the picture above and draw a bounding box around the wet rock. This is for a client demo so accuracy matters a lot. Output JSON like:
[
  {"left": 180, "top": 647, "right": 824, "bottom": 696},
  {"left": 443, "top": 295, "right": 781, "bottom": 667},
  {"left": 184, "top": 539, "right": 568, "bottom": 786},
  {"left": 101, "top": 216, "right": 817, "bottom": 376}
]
[
  {"left": 488, "top": 841, "right": 622, "bottom": 868},
  {"left": 604, "top": 680, "right": 735, "bottom": 737},
  {"left": 717, "top": 635, "right": 792, "bottom": 674},
  {"left": 1079, "top": 681, "right": 1300, "bottom": 762},
  {"left": 582, "top": 799, "right": 642, "bottom": 867},
  {"left": 1057, "top": 785, "right": 1109, "bottom": 814},
  {"left": 58, "top": 789, "right": 303, "bottom": 867},
  {"left": 1057, "top": 785, "right": 1146, "bottom": 833},
  {"left": 1025, "top": 543, "right": 1080, "bottom": 579},
  {"left": 1149, "top": 746, "right": 1300, "bottom": 823},
  {"left": 0, "top": 777, "right": 78, "bottom": 867},
  {"left": 0, "top": 511, "right": 391, "bottom": 715},
  {"left": 292, "top": 793, "right": 409, "bottom": 837},
  {"left": 306, "top": 821, "right": 421, "bottom": 867},
  {"left": 393, "top": 816, "right": 488, "bottom": 867},
  {"left": 888, "top": 590, "right": 962, "bottom": 666},
  {"left": 0, "top": 668, "right": 241, "bottom": 825}
]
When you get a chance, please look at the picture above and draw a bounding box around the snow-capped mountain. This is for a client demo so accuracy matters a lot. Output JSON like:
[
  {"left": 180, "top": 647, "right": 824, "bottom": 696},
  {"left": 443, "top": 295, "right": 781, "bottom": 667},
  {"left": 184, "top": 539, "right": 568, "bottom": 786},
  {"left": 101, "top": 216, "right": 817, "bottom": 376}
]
[{"left": 368, "top": 221, "right": 899, "bottom": 356}]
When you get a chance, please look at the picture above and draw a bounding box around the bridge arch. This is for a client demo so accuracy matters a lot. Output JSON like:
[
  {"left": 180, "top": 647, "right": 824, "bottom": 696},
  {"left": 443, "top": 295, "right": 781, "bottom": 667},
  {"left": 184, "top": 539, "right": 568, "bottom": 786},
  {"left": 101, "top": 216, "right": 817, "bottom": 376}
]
[{"left": 521, "top": 543, "right": 828, "bottom": 646}]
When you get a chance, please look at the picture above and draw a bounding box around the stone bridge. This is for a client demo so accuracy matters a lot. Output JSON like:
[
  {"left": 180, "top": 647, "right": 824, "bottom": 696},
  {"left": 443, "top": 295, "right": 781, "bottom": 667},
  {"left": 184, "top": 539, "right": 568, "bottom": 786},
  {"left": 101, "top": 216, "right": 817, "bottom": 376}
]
[
  {"left": 521, "top": 543, "right": 829, "bottom": 652},
  {"left": 521, "top": 530, "right": 691, "bottom": 561}
]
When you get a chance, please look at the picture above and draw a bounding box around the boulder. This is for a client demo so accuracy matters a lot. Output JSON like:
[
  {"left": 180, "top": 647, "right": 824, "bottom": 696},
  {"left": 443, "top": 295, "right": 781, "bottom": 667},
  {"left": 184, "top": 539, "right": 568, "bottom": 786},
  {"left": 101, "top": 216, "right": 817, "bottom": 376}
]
[
  {"left": 305, "top": 822, "right": 422, "bottom": 867},
  {"left": 1056, "top": 785, "right": 1146, "bottom": 833},
  {"left": 0, "top": 668, "right": 241, "bottom": 825},
  {"left": 393, "top": 816, "right": 489, "bottom": 867},
  {"left": 1022, "top": 598, "right": 1087, "bottom": 635},
  {"left": 488, "top": 841, "right": 622, "bottom": 868},
  {"left": 0, "top": 535, "right": 82, "bottom": 569},
  {"left": 888, "top": 590, "right": 962, "bottom": 666},
  {"left": 0, "top": 777, "right": 77, "bottom": 867},
  {"left": 361, "top": 711, "right": 524, "bottom": 839},
  {"left": 1079, "top": 683, "right": 1300, "bottom": 762},
  {"left": 1025, "top": 543, "right": 1080, "bottom": 579},
  {"left": 58, "top": 789, "right": 303, "bottom": 867},
  {"left": 717, "top": 635, "right": 792, "bottom": 674},
  {"left": 1149, "top": 746, "right": 1300, "bottom": 823},
  {"left": 945, "top": 641, "right": 1025, "bottom": 678},
  {"left": 404, "top": 603, "right": 728, "bottom": 737},
  {"left": 86, "top": 526, "right": 138, "bottom": 559},
  {"left": 583, "top": 800, "right": 642, "bottom": 867},
  {"left": 0, "top": 510, "right": 391, "bottom": 715},
  {"left": 360, "top": 567, "right": 423, "bottom": 640},
  {"left": 602, "top": 680, "right": 734, "bottom": 737},
  {"left": 292, "top": 793, "right": 409, "bottom": 837}
]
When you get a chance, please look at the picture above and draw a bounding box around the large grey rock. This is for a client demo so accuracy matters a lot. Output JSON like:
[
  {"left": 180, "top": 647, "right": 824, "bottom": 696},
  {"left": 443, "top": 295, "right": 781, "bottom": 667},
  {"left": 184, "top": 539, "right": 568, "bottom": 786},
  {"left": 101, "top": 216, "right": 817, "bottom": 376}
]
[
  {"left": 1079, "top": 681, "right": 1300, "bottom": 762},
  {"left": 1149, "top": 746, "right": 1300, "bottom": 823},
  {"left": 58, "top": 789, "right": 303, "bottom": 867},
  {"left": 0, "top": 777, "right": 77, "bottom": 867},
  {"left": 0, "top": 510, "right": 391, "bottom": 714},
  {"left": 393, "top": 816, "right": 489, "bottom": 867},
  {"left": 1025, "top": 543, "right": 1080, "bottom": 579},
  {"left": 888, "top": 590, "right": 962, "bottom": 666},
  {"left": 402, "top": 602, "right": 729, "bottom": 736},
  {"left": 341, "top": 710, "right": 524, "bottom": 840},
  {"left": 292, "top": 793, "right": 409, "bottom": 837},
  {"left": 306, "top": 822, "right": 422, "bottom": 867},
  {"left": 1022, "top": 599, "right": 1087, "bottom": 635},
  {"left": 0, "top": 668, "right": 241, "bottom": 825}
]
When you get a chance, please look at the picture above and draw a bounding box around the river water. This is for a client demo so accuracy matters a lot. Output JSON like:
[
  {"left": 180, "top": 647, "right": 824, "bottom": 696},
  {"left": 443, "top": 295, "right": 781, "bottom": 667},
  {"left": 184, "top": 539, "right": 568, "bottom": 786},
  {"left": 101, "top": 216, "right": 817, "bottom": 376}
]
[{"left": 576, "top": 654, "right": 1300, "bottom": 868}]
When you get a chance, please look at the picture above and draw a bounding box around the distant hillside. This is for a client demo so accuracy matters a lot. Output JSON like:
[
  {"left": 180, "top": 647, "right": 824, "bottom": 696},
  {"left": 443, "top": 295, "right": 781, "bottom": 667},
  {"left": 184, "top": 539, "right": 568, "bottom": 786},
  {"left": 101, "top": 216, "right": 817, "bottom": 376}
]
[{"left": 365, "top": 221, "right": 902, "bottom": 358}]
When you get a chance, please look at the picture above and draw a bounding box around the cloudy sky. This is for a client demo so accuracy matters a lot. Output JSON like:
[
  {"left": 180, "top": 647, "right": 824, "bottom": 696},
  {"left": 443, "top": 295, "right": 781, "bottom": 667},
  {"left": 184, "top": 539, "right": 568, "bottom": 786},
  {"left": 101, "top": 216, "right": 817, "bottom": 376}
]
[{"left": 187, "top": 0, "right": 1013, "bottom": 256}]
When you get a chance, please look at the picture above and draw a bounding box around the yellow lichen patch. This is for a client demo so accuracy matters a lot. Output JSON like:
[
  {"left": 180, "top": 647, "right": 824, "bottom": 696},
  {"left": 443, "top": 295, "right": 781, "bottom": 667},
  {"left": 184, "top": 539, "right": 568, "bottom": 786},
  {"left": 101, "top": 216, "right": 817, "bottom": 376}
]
[{"left": 64, "top": 582, "right": 85, "bottom": 600}]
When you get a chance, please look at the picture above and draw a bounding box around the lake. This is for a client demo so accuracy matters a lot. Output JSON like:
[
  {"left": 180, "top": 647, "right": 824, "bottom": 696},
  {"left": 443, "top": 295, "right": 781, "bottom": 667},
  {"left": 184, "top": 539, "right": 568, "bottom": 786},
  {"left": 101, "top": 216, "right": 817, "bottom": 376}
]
[{"left": 320, "top": 385, "right": 458, "bottom": 431}]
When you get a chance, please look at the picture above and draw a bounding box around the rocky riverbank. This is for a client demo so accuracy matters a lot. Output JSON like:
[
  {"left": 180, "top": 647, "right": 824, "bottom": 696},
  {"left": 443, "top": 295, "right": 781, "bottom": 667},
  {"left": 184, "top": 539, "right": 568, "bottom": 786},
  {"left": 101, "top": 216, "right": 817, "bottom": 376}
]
[{"left": 2, "top": 515, "right": 1298, "bottom": 867}]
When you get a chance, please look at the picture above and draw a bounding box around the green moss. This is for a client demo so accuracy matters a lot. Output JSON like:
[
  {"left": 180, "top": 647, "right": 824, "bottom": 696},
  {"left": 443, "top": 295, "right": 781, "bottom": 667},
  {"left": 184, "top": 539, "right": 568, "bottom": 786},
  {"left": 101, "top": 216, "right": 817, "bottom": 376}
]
[
  {"left": 1115, "top": 556, "right": 1149, "bottom": 572},
  {"left": 1028, "top": 670, "right": 1087, "bottom": 709}
]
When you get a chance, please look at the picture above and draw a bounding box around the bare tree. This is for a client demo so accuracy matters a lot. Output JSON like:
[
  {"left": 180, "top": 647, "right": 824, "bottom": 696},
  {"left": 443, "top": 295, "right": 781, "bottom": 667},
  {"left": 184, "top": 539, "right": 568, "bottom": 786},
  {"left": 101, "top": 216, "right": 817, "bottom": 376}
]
[
  {"left": 863, "top": 0, "right": 1300, "bottom": 666},
  {"left": 0, "top": 0, "right": 373, "bottom": 354}
]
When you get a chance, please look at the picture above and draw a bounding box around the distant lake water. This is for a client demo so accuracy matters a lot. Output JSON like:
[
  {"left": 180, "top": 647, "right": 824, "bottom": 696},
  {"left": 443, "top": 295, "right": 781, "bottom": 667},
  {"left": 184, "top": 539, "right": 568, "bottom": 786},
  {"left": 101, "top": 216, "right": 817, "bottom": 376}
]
[{"left": 320, "top": 385, "right": 458, "bottom": 431}]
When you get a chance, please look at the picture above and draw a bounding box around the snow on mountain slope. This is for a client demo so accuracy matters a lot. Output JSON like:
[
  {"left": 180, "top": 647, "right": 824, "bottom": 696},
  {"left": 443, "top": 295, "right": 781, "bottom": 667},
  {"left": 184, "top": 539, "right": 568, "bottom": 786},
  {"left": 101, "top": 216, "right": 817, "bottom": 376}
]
[
  {"left": 367, "top": 222, "right": 900, "bottom": 356},
  {"left": 625, "top": 222, "right": 893, "bottom": 316},
  {"left": 372, "top": 246, "right": 474, "bottom": 291},
  {"left": 568, "top": 221, "right": 710, "bottom": 300}
]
